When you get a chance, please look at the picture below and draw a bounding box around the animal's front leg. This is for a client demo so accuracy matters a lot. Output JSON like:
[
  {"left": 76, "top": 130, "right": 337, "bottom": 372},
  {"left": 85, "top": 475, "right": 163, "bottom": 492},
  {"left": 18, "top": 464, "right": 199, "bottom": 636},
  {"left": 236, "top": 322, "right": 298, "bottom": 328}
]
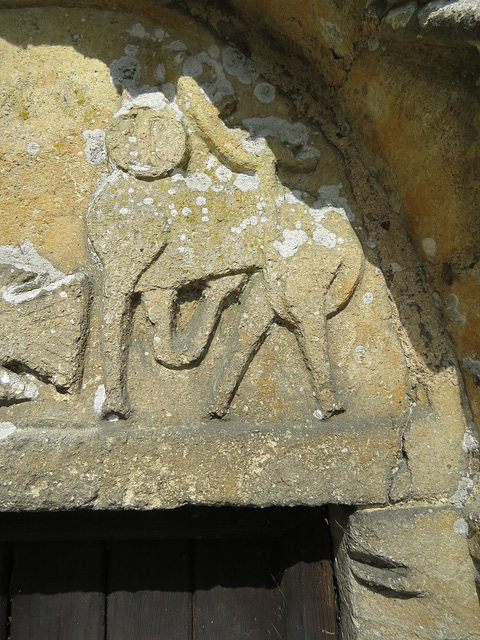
[
  {"left": 205, "top": 275, "right": 275, "bottom": 418},
  {"left": 100, "top": 276, "right": 135, "bottom": 420}
]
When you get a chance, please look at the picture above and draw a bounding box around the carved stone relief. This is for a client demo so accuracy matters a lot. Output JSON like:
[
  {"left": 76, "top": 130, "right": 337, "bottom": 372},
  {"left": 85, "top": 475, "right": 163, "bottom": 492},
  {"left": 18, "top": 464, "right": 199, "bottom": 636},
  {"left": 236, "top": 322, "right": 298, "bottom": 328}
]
[
  {"left": 0, "top": 4, "right": 470, "bottom": 511},
  {"left": 1, "top": 5, "right": 479, "bottom": 639},
  {"left": 331, "top": 505, "right": 480, "bottom": 639},
  {"left": 0, "top": 6, "right": 412, "bottom": 431},
  {"left": 87, "top": 78, "right": 365, "bottom": 420}
]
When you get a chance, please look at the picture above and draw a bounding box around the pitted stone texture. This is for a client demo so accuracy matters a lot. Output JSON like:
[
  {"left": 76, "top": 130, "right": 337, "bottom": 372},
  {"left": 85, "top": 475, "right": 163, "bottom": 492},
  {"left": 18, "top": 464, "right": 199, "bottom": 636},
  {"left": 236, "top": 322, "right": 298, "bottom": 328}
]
[
  {"left": 0, "top": 6, "right": 413, "bottom": 435},
  {"left": 331, "top": 505, "right": 480, "bottom": 640},
  {"left": 88, "top": 78, "right": 366, "bottom": 421},
  {"left": 0, "top": 418, "right": 402, "bottom": 510}
]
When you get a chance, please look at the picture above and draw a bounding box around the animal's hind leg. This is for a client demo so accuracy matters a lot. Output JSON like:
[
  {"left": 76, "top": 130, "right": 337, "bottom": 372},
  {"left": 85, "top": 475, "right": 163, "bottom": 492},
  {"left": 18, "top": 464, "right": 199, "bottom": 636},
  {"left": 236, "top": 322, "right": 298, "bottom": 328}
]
[
  {"left": 205, "top": 276, "right": 275, "bottom": 418},
  {"left": 291, "top": 307, "right": 343, "bottom": 419}
]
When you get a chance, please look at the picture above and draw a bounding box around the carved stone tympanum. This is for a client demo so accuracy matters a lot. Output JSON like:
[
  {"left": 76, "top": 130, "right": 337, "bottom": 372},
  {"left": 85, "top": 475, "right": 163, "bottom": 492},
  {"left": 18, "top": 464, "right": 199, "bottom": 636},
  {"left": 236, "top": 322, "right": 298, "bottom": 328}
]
[{"left": 0, "top": 7, "right": 411, "bottom": 433}]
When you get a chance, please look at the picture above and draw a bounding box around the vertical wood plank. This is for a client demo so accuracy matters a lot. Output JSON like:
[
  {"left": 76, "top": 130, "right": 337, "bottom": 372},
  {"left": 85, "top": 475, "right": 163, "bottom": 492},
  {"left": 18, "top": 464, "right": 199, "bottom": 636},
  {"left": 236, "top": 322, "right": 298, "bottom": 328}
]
[
  {"left": 281, "top": 512, "right": 338, "bottom": 640},
  {"left": 107, "top": 539, "right": 192, "bottom": 640},
  {"left": 193, "top": 537, "right": 285, "bottom": 640},
  {"left": 10, "top": 540, "right": 105, "bottom": 640},
  {"left": 0, "top": 543, "right": 11, "bottom": 640}
]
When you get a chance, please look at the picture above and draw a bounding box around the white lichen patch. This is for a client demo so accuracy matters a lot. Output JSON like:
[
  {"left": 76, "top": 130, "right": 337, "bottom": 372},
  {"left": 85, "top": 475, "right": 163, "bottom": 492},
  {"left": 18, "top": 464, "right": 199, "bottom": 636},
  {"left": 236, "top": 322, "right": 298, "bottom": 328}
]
[
  {"left": 185, "top": 173, "right": 212, "bottom": 191},
  {"left": 222, "top": 47, "right": 259, "bottom": 84},
  {"left": 26, "top": 141, "right": 40, "bottom": 155},
  {"left": 231, "top": 216, "right": 260, "bottom": 235},
  {"left": 126, "top": 22, "right": 149, "bottom": 39},
  {"left": 82, "top": 129, "right": 106, "bottom": 165},
  {"left": 215, "top": 165, "right": 233, "bottom": 182},
  {"left": 422, "top": 237, "right": 437, "bottom": 257},
  {"left": 183, "top": 52, "right": 235, "bottom": 108},
  {"left": 163, "top": 40, "right": 187, "bottom": 52},
  {"left": 243, "top": 116, "right": 309, "bottom": 146},
  {"left": 1, "top": 369, "right": 38, "bottom": 401},
  {"left": 314, "top": 184, "right": 355, "bottom": 221},
  {"left": 124, "top": 44, "right": 139, "bottom": 57},
  {"left": 109, "top": 54, "right": 142, "bottom": 92},
  {"left": 320, "top": 20, "right": 345, "bottom": 49},
  {"left": 254, "top": 82, "right": 276, "bottom": 103},
  {"left": 273, "top": 229, "right": 308, "bottom": 258},
  {"left": 453, "top": 518, "right": 469, "bottom": 536},
  {"left": 0, "top": 242, "right": 74, "bottom": 304},
  {"left": 114, "top": 91, "right": 173, "bottom": 117},
  {"left": 450, "top": 476, "right": 474, "bottom": 507},
  {"left": 363, "top": 292, "right": 374, "bottom": 305},
  {"left": 154, "top": 62, "right": 166, "bottom": 84},
  {"left": 445, "top": 293, "right": 466, "bottom": 323},
  {"left": 241, "top": 136, "right": 266, "bottom": 154},
  {"left": 233, "top": 172, "right": 260, "bottom": 192},
  {"left": 206, "top": 155, "right": 217, "bottom": 171},
  {"left": 463, "top": 426, "right": 480, "bottom": 452},
  {"left": 463, "top": 356, "right": 480, "bottom": 380},
  {"left": 94, "top": 384, "right": 106, "bottom": 414},
  {"left": 0, "top": 422, "right": 16, "bottom": 440},
  {"left": 313, "top": 226, "right": 337, "bottom": 249}
]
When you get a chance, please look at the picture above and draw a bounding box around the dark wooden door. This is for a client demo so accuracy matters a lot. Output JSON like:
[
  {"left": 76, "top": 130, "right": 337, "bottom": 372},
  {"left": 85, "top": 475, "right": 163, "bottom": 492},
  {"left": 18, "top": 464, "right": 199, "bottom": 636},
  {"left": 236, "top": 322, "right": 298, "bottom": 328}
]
[{"left": 0, "top": 507, "right": 337, "bottom": 639}]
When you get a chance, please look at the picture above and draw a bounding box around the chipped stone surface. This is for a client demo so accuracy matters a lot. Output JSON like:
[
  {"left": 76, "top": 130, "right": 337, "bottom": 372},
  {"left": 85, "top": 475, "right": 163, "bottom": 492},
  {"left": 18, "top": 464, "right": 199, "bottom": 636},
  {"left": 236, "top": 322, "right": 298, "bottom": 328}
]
[
  {"left": 331, "top": 505, "right": 480, "bottom": 639},
  {"left": 0, "top": 243, "right": 90, "bottom": 395}
]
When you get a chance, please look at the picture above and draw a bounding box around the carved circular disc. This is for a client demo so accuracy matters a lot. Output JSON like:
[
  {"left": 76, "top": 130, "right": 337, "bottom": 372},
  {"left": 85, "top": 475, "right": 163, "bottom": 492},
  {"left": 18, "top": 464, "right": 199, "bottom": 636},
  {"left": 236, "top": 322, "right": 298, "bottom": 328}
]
[{"left": 105, "top": 105, "right": 188, "bottom": 178}]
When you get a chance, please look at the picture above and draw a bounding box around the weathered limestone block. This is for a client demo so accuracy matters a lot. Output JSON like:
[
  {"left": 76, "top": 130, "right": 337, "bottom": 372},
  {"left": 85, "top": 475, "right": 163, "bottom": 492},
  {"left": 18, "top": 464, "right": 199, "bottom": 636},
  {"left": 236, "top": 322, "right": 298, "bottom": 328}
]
[
  {"left": 331, "top": 505, "right": 480, "bottom": 640},
  {"left": 0, "top": 242, "right": 90, "bottom": 398},
  {"left": 0, "top": 417, "right": 402, "bottom": 510},
  {"left": 0, "top": 1, "right": 479, "bottom": 634}
]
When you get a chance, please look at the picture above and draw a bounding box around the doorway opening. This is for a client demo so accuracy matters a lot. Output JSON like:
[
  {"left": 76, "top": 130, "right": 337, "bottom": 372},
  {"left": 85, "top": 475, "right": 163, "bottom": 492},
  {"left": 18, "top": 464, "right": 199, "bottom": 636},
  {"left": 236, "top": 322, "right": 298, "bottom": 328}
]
[{"left": 0, "top": 506, "right": 337, "bottom": 639}]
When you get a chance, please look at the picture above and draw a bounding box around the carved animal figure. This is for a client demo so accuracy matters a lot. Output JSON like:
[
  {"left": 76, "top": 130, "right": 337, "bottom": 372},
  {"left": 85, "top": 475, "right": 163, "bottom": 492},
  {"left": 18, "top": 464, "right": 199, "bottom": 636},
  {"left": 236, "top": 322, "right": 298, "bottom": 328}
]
[{"left": 87, "top": 77, "right": 365, "bottom": 420}]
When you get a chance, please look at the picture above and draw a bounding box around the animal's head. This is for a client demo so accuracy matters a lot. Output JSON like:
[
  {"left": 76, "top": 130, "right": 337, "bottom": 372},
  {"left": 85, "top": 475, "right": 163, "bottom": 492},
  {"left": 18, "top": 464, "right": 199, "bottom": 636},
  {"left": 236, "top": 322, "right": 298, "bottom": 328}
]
[{"left": 105, "top": 93, "right": 189, "bottom": 179}]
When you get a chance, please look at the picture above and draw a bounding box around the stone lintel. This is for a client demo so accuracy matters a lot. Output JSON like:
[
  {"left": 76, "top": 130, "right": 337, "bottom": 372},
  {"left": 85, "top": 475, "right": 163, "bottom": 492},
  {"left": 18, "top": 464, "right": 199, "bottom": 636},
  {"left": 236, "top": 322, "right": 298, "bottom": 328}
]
[{"left": 0, "top": 417, "right": 402, "bottom": 511}]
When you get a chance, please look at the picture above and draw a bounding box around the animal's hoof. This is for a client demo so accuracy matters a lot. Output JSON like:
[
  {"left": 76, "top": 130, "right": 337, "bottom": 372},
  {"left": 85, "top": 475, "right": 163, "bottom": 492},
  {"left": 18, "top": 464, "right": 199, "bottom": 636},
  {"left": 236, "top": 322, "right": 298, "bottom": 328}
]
[
  {"left": 100, "top": 399, "right": 131, "bottom": 421},
  {"left": 203, "top": 397, "right": 230, "bottom": 420},
  {"left": 314, "top": 400, "right": 345, "bottom": 421}
]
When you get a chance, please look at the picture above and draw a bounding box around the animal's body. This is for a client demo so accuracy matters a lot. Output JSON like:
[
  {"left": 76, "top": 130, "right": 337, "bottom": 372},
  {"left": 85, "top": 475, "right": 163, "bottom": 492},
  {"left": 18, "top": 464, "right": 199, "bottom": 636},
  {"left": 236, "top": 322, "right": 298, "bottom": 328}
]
[{"left": 87, "top": 78, "right": 365, "bottom": 419}]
